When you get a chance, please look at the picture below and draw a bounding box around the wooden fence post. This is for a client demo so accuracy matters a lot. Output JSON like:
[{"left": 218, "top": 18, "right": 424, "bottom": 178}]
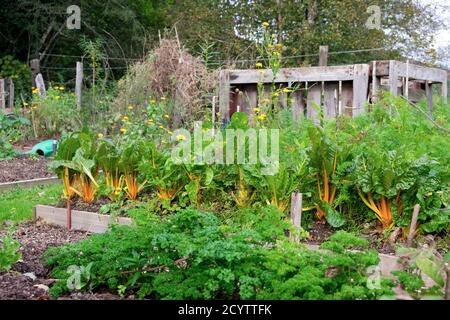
[
  {"left": 75, "top": 61, "right": 83, "bottom": 110},
  {"left": 8, "top": 79, "right": 14, "bottom": 109},
  {"left": 218, "top": 70, "right": 230, "bottom": 121},
  {"left": 442, "top": 79, "right": 448, "bottom": 104},
  {"left": 425, "top": 81, "right": 433, "bottom": 115},
  {"left": 0, "top": 79, "right": 5, "bottom": 110},
  {"left": 35, "top": 73, "right": 46, "bottom": 97},
  {"left": 30, "top": 59, "right": 40, "bottom": 88},
  {"left": 319, "top": 45, "right": 328, "bottom": 67},
  {"left": 352, "top": 64, "right": 370, "bottom": 117},
  {"left": 290, "top": 192, "right": 302, "bottom": 242}
]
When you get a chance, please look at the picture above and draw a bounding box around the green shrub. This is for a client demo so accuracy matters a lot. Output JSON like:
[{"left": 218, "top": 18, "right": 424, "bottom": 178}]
[
  {"left": 44, "top": 208, "right": 394, "bottom": 299},
  {"left": 0, "top": 229, "right": 22, "bottom": 271}
]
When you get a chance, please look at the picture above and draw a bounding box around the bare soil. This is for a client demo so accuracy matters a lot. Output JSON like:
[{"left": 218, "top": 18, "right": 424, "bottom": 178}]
[
  {"left": 55, "top": 197, "right": 112, "bottom": 213},
  {"left": 304, "top": 221, "right": 396, "bottom": 254},
  {"left": 12, "top": 139, "right": 44, "bottom": 153},
  {"left": 0, "top": 155, "right": 55, "bottom": 183}
]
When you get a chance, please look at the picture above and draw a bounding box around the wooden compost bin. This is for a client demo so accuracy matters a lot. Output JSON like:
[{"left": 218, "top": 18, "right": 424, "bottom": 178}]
[{"left": 218, "top": 60, "right": 448, "bottom": 121}]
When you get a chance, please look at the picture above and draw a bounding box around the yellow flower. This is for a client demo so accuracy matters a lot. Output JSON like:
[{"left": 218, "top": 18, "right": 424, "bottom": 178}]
[
  {"left": 253, "top": 107, "right": 261, "bottom": 113},
  {"left": 263, "top": 98, "right": 270, "bottom": 104},
  {"left": 273, "top": 51, "right": 280, "bottom": 57},
  {"left": 164, "top": 114, "right": 170, "bottom": 119},
  {"left": 268, "top": 44, "right": 274, "bottom": 50},
  {"left": 123, "top": 116, "right": 129, "bottom": 121},
  {"left": 32, "top": 87, "right": 39, "bottom": 94},
  {"left": 255, "top": 62, "right": 263, "bottom": 68},
  {"left": 276, "top": 43, "right": 283, "bottom": 49},
  {"left": 160, "top": 96, "right": 166, "bottom": 101},
  {"left": 120, "top": 128, "right": 127, "bottom": 134},
  {"left": 150, "top": 99, "right": 156, "bottom": 104},
  {"left": 31, "top": 106, "right": 37, "bottom": 110},
  {"left": 201, "top": 128, "right": 208, "bottom": 133},
  {"left": 257, "top": 114, "right": 267, "bottom": 121},
  {"left": 54, "top": 96, "right": 61, "bottom": 100},
  {"left": 59, "top": 86, "right": 65, "bottom": 91},
  {"left": 258, "top": 70, "right": 264, "bottom": 74},
  {"left": 53, "top": 86, "right": 59, "bottom": 90},
  {"left": 167, "top": 130, "right": 174, "bottom": 135},
  {"left": 147, "top": 119, "right": 154, "bottom": 125},
  {"left": 273, "top": 92, "right": 279, "bottom": 97},
  {"left": 97, "top": 133, "right": 104, "bottom": 138},
  {"left": 128, "top": 105, "right": 134, "bottom": 110},
  {"left": 159, "top": 125, "right": 164, "bottom": 129},
  {"left": 216, "top": 112, "right": 221, "bottom": 117},
  {"left": 176, "top": 134, "right": 186, "bottom": 141},
  {"left": 282, "top": 88, "right": 292, "bottom": 93},
  {"left": 23, "top": 102, "right": 29, "bottom": 106},
  {"left": 262, "top": 22, "right": 270, "bottom": 28}
]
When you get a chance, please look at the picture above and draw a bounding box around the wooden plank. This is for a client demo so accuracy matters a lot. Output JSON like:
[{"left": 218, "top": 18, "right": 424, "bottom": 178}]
[
  {"left": 0, "top": 79, "right": 4, "bottom": 110},
  {"left": 35, "top": 205, "right": 132, "bottom": 233},
  {"left": 352, "top": 64, "right": 370, "bottom": 116},
  {"left": 319, "top": 46, "right": 328, "bottom": 66},
  {"left": 394, "top": 60, "right": 447, "bottom": 83},
  {"left": 218, "top": 70, "right": 230, "bottom": 120},
  {"left": 75, "top": 61, "right": 83, "bottom": 110},
  {"left": 389, "top": 60, "right": 398, "bottom": 96},
  {"left": 307, "top": 83, "right": 321, "bottom": 123},
  {"left": 374, "top": 60, "right": 390, "bottom": 76},
  {"left": 425, "top": 81, "right": 433, "bottom": 114},
  {"left": 278, "top": 85, "right": 288, "bottom": 109},
  {"left": 229, "top": 65, "right": 356, "bottom": 84},
  {"left": 0, "top": 176, "right": 60, "bottom": 191},
  {"left": 291, "top": 88, "right": 305, "bottom": 122},
  {"left": 341, "top": 81, "right": 353, "bottom": 116},
  {"left": 324, "top": 82, "right": 338, "bottom": 118}
]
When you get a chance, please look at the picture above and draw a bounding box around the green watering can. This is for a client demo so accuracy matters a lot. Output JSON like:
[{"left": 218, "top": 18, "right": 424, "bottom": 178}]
[{"left": 18, "top": 139, "right": 58, "bottom": 157}]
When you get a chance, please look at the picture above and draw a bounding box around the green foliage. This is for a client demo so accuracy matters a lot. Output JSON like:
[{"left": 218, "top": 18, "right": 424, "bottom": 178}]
[
  {"left": 0, "top": 55, "right": 31, "bottom": 101},
  {"left": 0, "top": 229, "right": 21, "bottom": 271},
  {"left": 29, "top": 86, "right": 80, "bottom": 138},
  {"left": 0, "top": 111, "right": 30, "bottom": 159},
  {"left": 44, "top": 209, "right": 393, "bottom": 300},
  {"left": 392, "top": 271, "right": 424, "bottom": 296}
]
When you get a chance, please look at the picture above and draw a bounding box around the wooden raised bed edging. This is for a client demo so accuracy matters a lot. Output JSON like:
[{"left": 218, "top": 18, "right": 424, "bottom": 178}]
[
  {"left": 34, "top": 205, "right": 133, "bottom": 233},
  {"left": 0, "top": 176, "right": 60, "bottom": 191}
]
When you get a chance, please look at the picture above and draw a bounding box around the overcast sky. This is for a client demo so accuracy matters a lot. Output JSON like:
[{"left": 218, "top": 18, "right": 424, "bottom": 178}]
[{"left": 421, "top": 0, "right": 450, "bottom": 46}]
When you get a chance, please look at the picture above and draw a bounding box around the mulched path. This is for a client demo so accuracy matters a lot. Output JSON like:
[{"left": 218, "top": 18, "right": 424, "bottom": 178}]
[
  {"left": 12, "top": 139, "right": 44, "bottom": 153},
  {"left": 0, "top": 220, "right": 125, "bottom": 300},
  {"left": 0, "top": 155, "right": 55, "bottom": 183}
]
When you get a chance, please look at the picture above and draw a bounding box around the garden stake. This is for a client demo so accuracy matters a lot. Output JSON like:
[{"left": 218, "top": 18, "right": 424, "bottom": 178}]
[
  {"left": 290, "top": 192, "right": 302, "bottom": 242},
  {"left": 406, "top": 204, "right": 420, "bottom": 247},
  {"left": 66, "top": 198, "right": 72, "bottom": 230}
]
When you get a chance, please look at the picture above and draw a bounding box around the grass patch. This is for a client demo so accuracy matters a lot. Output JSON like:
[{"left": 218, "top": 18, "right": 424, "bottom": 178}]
[{"left": 0, "top": 184, "right": 62, "bottom": 224}]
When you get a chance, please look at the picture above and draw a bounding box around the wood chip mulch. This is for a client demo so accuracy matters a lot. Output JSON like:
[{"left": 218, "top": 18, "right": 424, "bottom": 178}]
[
  {"left": 0, "top": 220, "right": 124, "bottom": 300},
  {"left": 0, "top": 155, "right": 55, "bottom": 183}
]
